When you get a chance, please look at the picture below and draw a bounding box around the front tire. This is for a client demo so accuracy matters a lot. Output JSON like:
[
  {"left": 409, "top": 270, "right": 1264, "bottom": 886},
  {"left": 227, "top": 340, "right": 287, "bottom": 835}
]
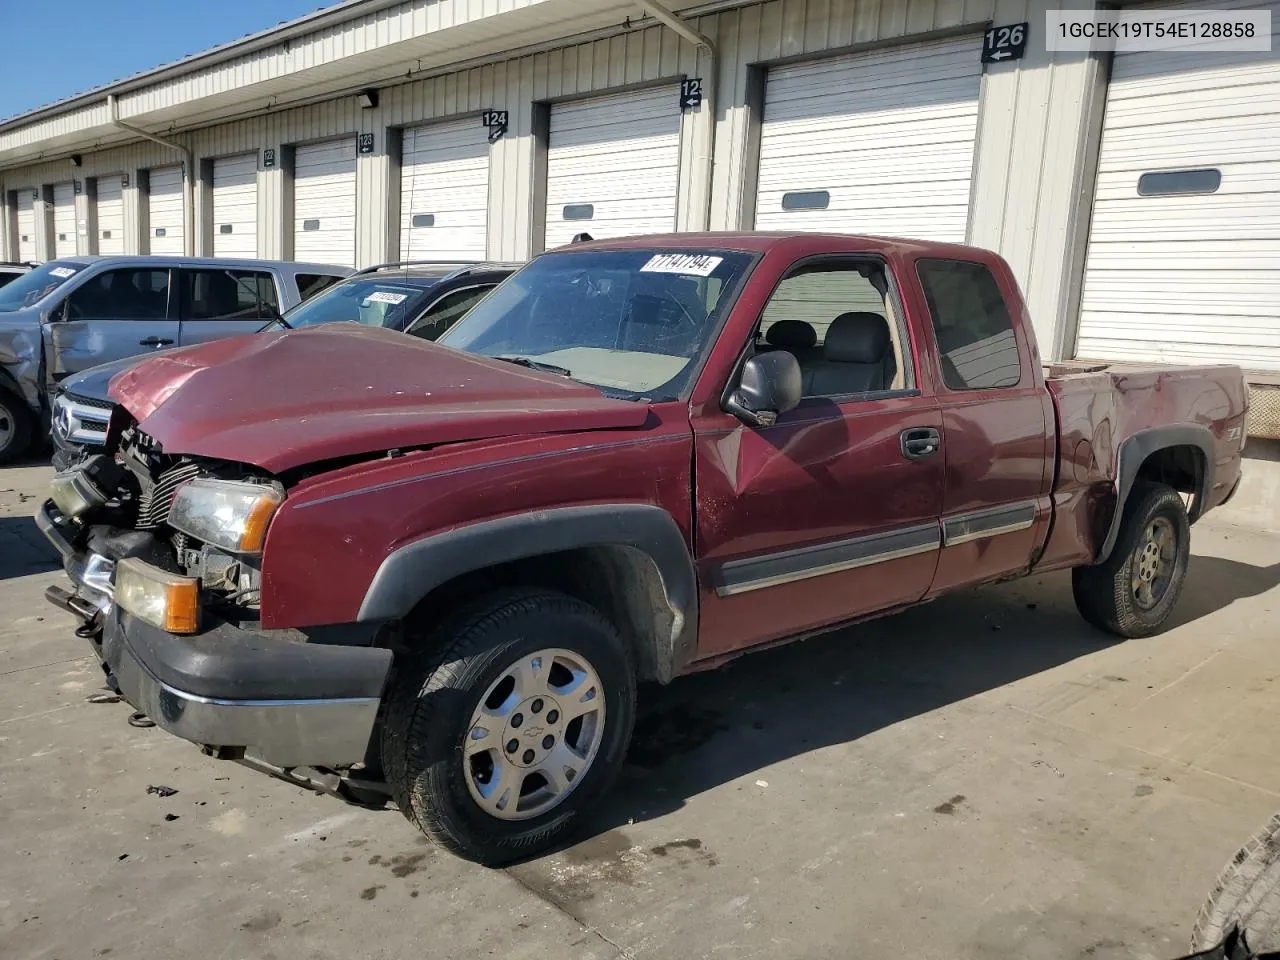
[
  {"left": 381, "top": 589, "right": 636, "bottom": 866},
  {"left": 1072, "top": 481, "right": 1191, "bottom": 638},
  {"left": 0, "top": 390, "right": 34, "bottom": 466}
]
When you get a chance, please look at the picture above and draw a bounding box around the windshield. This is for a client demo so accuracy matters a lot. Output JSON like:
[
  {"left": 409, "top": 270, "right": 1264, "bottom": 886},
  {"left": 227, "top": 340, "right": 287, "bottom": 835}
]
[
  {"left": 437, "top": 249, "right": 754, "bottom": 400},
  {"left": 0, "top": 261, "right": 84, "bottom": 313},
  {"left": 264, "top": 276, "right": 438, "bottom": 331}
]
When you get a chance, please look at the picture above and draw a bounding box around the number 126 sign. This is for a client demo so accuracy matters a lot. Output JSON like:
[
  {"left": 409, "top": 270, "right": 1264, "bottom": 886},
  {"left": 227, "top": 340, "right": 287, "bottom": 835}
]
[{"left": 982, "top": 22, "right": 1028, "bottom": 62}]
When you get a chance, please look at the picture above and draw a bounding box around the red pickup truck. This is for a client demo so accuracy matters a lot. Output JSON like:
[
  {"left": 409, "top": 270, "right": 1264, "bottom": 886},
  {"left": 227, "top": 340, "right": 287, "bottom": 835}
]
[{"left": 38, "top": 233, "right": 1247, "bottom": 865}]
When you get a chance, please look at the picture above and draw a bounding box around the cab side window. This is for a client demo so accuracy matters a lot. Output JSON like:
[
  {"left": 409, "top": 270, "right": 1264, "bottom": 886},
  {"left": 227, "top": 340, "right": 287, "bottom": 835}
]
[
  {"left": 916, "top": 258, "right": 1022, "bottom": 390},
  {"left": 182, "top": 270, "right": 279, "bottom": 320},
  {"left": 65, "top": 269, "right": 171, "bottom": 320},
  {"left": 405, "top": 285, "right": 494, "bottom": 340},
  {"left": 296, "top": 272, "right": 346, "bottom": 302},
  {"left": 755, "top": 261, "right": 911, "bottom": 399}
]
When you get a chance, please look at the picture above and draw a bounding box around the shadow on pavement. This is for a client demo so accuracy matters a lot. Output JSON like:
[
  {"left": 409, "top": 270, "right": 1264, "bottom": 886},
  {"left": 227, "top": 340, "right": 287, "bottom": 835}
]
[
  {"left": 0, "top": 514, "right": 59, "bottom": 581},
  {"left": 567, "top": 549, "right": 1280, "bottom": 846}
]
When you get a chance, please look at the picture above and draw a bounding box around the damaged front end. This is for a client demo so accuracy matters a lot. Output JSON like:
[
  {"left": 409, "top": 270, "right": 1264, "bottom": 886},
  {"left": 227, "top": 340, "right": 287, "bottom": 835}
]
[
  {"left": 37, "top": 420, "right": 393, "bottom": 806},
  {"left": 40, "top": 423, "right": 270, "bottom": 634}
]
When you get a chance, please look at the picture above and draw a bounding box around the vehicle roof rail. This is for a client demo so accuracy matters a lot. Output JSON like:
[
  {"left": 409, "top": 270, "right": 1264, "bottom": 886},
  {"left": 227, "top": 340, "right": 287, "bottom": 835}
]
[{"left": 352, "top": 259, "right": 477, "bottom": 276}]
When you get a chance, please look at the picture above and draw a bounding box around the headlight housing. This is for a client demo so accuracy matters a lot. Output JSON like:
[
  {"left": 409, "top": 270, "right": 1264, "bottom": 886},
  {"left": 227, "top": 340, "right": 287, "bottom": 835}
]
[
  {"left": 168, "top": 478, "right": 284, "bottom": 555},
  {"left": 115, "top": 557, "right": 200, "bottom": 634},
  {"left": 49, "top": 468, "right": 108, "bottom": 519}
]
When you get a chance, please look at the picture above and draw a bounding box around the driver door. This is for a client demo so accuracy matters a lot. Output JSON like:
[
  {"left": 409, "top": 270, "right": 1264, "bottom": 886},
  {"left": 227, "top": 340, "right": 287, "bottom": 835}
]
[
  {"left": 43, "top": 267, "right": 178, "bottom": 383},
  {"left": 690, "top": 258, "right": 945, "bottom": 660}
]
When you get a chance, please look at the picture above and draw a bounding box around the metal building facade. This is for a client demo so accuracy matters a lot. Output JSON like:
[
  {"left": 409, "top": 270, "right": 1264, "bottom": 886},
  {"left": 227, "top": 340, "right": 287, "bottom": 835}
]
[{"left": 0, "top": 0, "right": 1105, "bottom": 362}]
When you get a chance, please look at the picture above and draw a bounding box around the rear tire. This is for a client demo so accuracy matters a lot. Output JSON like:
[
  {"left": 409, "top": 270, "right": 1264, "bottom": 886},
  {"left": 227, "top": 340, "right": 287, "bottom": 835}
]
[
  {"left": 1072, "top": 481, "right": 1190, "bottom": 638},
  {"left": 0, "top": 390, "right": 34, "bottom": 466},
  {"left": 1191, "top": 813, "right": 1280, "bottom": 953},
  {"left": 381, "top": 589, "right": 636, "bottom": 866}
]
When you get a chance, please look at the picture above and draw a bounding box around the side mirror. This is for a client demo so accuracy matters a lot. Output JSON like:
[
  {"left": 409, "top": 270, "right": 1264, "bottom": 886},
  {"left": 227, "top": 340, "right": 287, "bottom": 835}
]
[
  {"left": 44, "top": 299, "right": 67, "bottom": 323},
  {"left": 725, "top": 351, "right": 802, "bottom": 428}
]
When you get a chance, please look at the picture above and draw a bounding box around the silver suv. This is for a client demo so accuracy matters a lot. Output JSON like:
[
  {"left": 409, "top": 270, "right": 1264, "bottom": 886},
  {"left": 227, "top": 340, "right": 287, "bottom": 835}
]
[{"left": 0, "top": 255, "right": 349, "bottom": 463}]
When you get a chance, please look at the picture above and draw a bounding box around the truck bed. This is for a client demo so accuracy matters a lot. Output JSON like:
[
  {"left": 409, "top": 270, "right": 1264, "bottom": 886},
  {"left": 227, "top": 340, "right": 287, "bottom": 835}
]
[{"left": 1035, "top": 360, "right": 1249, "bottom": 572}]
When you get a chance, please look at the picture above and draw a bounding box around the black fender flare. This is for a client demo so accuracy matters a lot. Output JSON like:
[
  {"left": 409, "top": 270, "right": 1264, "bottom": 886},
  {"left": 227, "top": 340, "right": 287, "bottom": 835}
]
[
  {"left": 357, "top": 503, "right": 699, "bottom": 680},
  {"left": 1095, "top": 424, "right": 1215, "bottom": 564}
]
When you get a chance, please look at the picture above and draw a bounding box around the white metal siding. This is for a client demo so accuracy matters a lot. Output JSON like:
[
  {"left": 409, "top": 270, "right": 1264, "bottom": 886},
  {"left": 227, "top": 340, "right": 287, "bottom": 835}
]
[
  {"left": 1077, "top": 1, "right": 1280, "bottom": 370},
  {"left": 399, "top": 120, "right": 490, "bottom": 261},
  {"left": 96, "top": 175, "right": 125, "bottom": 255},
  {"left": 52, "top": 182, "right": 76, "bottom": 257},
  {"left": 148, "top": 166, "right": 185, "bottom": 255},
  {"left": 544, "top": 85, "right": 682, "bottom": 249},
  {"left": 16, "top": 190, "right": 36, "bottom": 261},
  {"left": 755, "top": 34, "right": 983, "bottom": 241},
  {"left": 295, "top": 138, "right": 356, "bottom": 265},
  {"left": 212, "top": 153, "right": 259, "bottom": 258}
]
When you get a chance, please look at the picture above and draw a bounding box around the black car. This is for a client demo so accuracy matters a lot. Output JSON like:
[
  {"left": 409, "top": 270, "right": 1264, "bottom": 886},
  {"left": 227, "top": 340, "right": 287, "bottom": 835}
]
[
  {"left": 49, "top": 260, "right": 518, "bottom": 469},
  {"left": 0, "top": 261, "right": 35, "bottom": 289}
]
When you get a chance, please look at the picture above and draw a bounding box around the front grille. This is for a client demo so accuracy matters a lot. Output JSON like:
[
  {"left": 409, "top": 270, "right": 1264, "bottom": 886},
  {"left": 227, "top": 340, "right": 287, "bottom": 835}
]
[
  {"left": 63, "top": 391, "right": 115, "bottom": 412},
  {"left": 136, "top": 461, "right": 200, "bottom": 530}
]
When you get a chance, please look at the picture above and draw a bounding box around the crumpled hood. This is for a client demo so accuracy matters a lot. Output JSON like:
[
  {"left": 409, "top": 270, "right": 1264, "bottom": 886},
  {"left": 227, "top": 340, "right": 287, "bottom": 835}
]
[{"left": 109, "top": 325, "right": 651, "bottom": 473}]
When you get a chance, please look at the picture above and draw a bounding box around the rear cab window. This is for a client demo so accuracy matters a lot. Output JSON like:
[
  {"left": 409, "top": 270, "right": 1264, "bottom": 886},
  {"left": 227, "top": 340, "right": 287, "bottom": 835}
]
[{"left": 916, "top": 258, "right": 1022, "bottom": 390}]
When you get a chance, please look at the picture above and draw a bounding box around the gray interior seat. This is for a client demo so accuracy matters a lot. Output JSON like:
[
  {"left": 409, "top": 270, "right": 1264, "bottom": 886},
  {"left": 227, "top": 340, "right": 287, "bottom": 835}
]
[
  {"left": 803, "top": 312, "right": 896, "bottom": 397},
  {"left": 763, "top": 319, "right": 822, "bottom": 368}
]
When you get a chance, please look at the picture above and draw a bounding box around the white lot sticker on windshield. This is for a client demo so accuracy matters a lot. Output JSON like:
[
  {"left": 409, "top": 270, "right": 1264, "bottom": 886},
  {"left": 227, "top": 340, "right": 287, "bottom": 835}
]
[
  {"left": 49, "top": 267, "right": 77, "bottom": 278},
  {"left": 363, "top": 291, "right": 409, "bottom": 306},
  {"left": 639, "top": 253, "right": 723, "bottom": 277}
]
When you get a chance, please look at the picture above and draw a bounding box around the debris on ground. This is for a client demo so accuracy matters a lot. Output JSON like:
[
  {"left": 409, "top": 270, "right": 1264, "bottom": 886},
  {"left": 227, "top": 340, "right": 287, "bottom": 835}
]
[
  {"left": 86, "top": 693, "right": 122, "bottom": 704},
  {"left": 163, "top": 814, "right": 180, "bottom": 822},
  {"left": 146, "top": 785, "right": 179, "bottom": 798},
  {"left": 755, "top": 780, "right": 769, "bottom": 788},
  {"left": 1031, "top": 760, "right": 1065, "bottom": 778}
]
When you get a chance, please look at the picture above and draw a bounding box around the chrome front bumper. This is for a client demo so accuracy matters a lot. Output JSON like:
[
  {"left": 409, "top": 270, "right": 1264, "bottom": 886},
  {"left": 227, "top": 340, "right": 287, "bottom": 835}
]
[
  {"left": 38, "top": 499, "right": 392, "bottom": 769},
  {"left": 101, "top": 610, "right": 385, "bottom": 767}
]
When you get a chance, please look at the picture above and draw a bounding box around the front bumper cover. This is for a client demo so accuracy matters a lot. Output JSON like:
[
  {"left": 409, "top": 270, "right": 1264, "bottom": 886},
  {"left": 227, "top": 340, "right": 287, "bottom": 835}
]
[{"left": 38, "top": 498, "right": 393, "bottom": 768}]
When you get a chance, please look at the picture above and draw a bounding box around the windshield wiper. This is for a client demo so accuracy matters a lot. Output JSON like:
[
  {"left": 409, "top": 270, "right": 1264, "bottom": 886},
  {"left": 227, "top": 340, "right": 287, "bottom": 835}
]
[{"left": 493, "top": 354, "right": 572, "bottom": 377}]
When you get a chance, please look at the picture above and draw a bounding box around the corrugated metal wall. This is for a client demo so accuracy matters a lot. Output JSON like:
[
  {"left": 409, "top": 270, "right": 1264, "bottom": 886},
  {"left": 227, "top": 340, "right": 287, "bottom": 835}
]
[{"left": 0, "top": 0, "right": 1105, "bottom": 358}]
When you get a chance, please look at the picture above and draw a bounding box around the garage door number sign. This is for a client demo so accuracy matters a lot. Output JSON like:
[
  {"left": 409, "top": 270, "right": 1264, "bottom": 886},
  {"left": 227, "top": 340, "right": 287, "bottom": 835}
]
[
  {"left": 482, "top": 110, "right": 509, "bottom": 144},
  {"left": 982, "top": 22, "right": 1028, "bottom": 62}
]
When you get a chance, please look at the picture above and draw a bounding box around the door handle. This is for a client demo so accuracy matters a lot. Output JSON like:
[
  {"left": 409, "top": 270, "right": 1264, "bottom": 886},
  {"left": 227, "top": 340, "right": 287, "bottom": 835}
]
[
  {"left": 138, "top": 336, "right": 174, "bottom": 347},
  {"left": 900, "top": 427, "right": 941, "bottom": 460}
]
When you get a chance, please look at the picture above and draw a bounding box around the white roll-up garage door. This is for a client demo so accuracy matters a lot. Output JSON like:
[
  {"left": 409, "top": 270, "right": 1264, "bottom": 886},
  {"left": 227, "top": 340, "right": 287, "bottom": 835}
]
[
  {"left": 754, "top": 34, "right": 983, "bottom": 242},
  {"left": 213, "top": 153, "right": 259, "bottom": 258},
  {"left": 52, "top": 182, "right": 76, "bottom": 258},
  {"left": 400, "top": 120, "right": 490, "bottom": 261},
  {"left": 96, "top": 175, "right": 125, "bottom": 256},
  {"left": 544, "top": 86, "right": 682, "bottom": 249},
  {"left": 295, "top": 139, "right": 357, "bottom": 266},
  {"left": 1077, "top": 1, "right": 1280, "bottom": 370},
  {"left": 17, "top": 190, "right": 36, "bottom": 262},
  {"left": 148, "top": 166, "right": 185, "bottom": 255}
]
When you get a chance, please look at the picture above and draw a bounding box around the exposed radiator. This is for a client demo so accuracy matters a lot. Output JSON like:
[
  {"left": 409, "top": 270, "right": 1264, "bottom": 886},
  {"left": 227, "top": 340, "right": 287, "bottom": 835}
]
[{"left": 136, "top": 462, "right": 200, "bottom": 530}]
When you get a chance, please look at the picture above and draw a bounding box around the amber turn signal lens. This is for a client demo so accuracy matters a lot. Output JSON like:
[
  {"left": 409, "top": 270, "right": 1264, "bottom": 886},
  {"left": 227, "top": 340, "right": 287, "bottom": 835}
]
[
  {"left": 115, "top": 558, "right": 201, "bottom": 635},
  {"left": 240, "top": 494, "right": 280, "bottom": 554}
]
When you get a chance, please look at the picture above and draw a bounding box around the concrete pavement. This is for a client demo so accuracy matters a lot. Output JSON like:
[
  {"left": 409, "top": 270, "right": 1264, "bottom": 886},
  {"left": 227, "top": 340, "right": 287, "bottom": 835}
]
[{"left": 2, "top": 460, "right": 1278, "bottom": 960}]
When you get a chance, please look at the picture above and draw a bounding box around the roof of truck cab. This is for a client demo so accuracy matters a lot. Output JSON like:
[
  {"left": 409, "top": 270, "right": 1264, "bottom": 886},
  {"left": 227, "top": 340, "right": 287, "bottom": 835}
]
[{"left": 556, "top": 232, "right": 1000, "bottom": 260}]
